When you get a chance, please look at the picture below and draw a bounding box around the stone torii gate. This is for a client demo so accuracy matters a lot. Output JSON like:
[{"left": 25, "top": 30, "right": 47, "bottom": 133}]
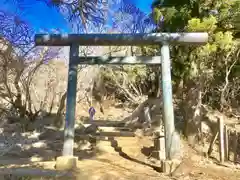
[{"left": 35, "top": 33, "right": 208, "bottom": 170}]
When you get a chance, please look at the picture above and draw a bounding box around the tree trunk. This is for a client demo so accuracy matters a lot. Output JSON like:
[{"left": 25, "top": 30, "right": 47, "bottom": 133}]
[
  {"left": 146, "top": 65, "right": 161, "bottom": 98},
  {"left": 183, "top": 79, "right": 203, "bottom": 147},
  {"left": 54, "top": 92, "right": 67, "bottom": 128}
]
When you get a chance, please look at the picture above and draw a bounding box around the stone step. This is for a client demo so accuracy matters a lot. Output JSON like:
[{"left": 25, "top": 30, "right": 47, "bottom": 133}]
[
  {"left": 76, "top": 131, "right": 136, "bottom": 138},
  {"left": 82, "top": 120, "right": 126, "bottom": 127},
  {"left": 91, "top": 126, "right": 132, "bottom": 132}
]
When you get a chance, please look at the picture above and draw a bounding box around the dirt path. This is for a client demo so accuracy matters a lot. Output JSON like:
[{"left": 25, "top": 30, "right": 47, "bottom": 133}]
[
  {"left": 0, "top": 136, "right": 239, "bottom": 179},
  {"left": 0, "top": 106, "right": 239, "bottom": 179}
]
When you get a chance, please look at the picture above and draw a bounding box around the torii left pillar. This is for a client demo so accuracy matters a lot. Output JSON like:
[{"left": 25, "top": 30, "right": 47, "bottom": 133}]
[{"left": 56, "top": 44, "right": 79, "bottom": 170}]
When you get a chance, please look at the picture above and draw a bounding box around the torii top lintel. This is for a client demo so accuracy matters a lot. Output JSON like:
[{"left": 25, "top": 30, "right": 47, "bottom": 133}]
[{"left": 34, "top": 33, "right": 208, "bottom": 46}]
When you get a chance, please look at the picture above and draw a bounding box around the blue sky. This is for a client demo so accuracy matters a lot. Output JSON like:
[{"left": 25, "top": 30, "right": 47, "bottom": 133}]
[
  {"left": 131, "top": 0, "right": 153, "bottom": 13},
  {"left": 0, "top": 0, "right": 154, "bottom": 33}
]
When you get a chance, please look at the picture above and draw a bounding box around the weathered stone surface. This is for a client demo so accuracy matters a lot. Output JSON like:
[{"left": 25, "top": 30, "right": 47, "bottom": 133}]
[
  {"left": 152, "top": 150, "right": 166, "bottom": 160},
  {"left": 55, "top": 156, "right": 78, "bottom": 170},
  {"left": 161, "top": 159, "right": 182, "bottom": 174}
]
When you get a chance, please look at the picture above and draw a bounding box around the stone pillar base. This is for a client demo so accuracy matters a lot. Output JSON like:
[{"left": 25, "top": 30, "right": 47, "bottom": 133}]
[
  {"left": 161, "top": 159, "right": 181, "bottom": 174},
  {"left": 153, "top": 131, "right": 165, "bottom": 160},
  {"left": 152, "top": 151, "right": 166, "bottom": 160},
  {"left": 55, "top": 156, "right": 78, "bottom": 170}
]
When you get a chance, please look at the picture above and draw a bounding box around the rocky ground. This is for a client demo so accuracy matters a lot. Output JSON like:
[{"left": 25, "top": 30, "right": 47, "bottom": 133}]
[{"left": 0, "top": 103, "right": 239, "bottom": 180}]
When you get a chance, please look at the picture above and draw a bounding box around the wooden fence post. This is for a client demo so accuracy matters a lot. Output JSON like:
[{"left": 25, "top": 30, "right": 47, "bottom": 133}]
[
  {"left": 207, "top": 131, "right": 218, "bottom": 157},
  {"left": 224, "top": 126, "right": 229, "bottom": 161},
  {"left": 232, "top": 130, "right": 238, "bottom": 163},
  {"left": 218, "top": 116, "right": 224, "bottom": 163}
]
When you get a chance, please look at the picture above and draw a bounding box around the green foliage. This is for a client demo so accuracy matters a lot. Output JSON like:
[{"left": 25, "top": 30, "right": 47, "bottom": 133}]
[
  {"left": 122, "top": 66, "right": 147, "bottom": 82},
  {"left": 100, "top": 65, "right": 149, "bottom": 100},
  {"left": 152, "top": 7, "right": 162, "bottom": 25},
  {"left": 187, "top": 16, "right": 217, "bottom": 32},
  {"left": 214, "top": 31, "right": 234, "bottom": 51},
  {"left": 151, "top": 0, "right": 240, "bottom": 110}
]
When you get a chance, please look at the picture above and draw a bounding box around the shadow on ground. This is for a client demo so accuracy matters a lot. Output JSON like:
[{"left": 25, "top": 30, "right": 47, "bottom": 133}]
[{"left": 0, "top": 113, "right": 108, "bottom": 178}]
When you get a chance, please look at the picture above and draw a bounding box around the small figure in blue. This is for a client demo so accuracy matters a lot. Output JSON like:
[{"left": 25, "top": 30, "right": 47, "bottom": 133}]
[
  {"left": 86, "top": 106, "right": 98, "bottom": 150},
  {"left": 88, "top": 106, "right": 96, "bottom": 122},
  {"left": 85, "top": 106, "right": 97, "bottom": 134}
]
